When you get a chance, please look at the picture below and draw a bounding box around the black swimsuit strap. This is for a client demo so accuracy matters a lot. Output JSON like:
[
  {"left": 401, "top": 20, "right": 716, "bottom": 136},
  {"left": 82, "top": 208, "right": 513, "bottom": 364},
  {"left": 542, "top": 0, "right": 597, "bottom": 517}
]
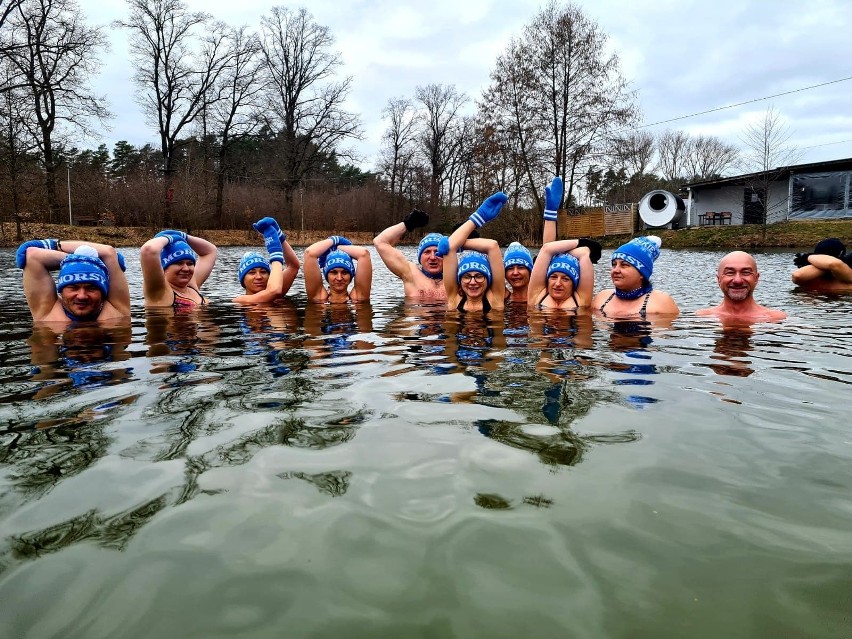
[
  {"left": 599, "top": 292, "right": 617, "bottom": 317},
  {"left": 600, "top": 291, "right": 651, "bottom": 318}
]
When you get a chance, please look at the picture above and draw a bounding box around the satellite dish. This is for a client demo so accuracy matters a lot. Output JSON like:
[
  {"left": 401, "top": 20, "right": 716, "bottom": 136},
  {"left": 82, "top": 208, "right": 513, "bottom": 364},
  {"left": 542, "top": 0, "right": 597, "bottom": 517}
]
[{"left": 639, "top": 190, "right": 685, "bottom": 228}]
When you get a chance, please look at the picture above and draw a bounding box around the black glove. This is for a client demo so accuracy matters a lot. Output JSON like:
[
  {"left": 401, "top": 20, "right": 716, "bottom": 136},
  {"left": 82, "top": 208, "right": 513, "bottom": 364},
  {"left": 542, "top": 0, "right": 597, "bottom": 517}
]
[
  {"left": 577, "top": 238, "right": 602, "bottom": 264},
  {"left": 403, "top": 208, "right": 429, "bottom": 232},
  {"left": 793, "top": 252, "right": 812, "bottom": 268}
]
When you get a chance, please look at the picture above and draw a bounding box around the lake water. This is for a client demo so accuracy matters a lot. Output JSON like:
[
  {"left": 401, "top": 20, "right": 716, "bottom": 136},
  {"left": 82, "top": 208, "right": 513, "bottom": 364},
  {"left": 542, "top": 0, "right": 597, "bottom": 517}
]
[{"left": 0, "top": 246, "right": 849, "bottom": 639}]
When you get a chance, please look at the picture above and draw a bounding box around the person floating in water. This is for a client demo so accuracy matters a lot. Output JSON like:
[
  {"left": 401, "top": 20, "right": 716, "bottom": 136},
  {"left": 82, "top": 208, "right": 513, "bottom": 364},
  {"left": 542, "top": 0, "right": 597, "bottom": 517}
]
[
  {"left": 233, "top": 216, "right": 300, "bottom": 304},
  {"left": 697, "top": 251, "right": 786, "bottom": 322},
  {"left": 141, "top": 229, "right": 217, "bottom": 309},
  {"left": 593, "top": 236, "right": 679, "bottom": 319},
  {"left": 440, "top": 191, "right": 508, "bottom": 313},
  {"left": 791, "top": 238, "right": 852, "bottom": 293},
  {"left": 304, "top": 235, "right": 372, "bottom": 303},
  {"left": 527, "top": 238, "right": 600, "bottom": 310},
  {"left": 16, "top": 238, "right": 130, "bottom": 323},
  {"left": 373, "top": 208, "right": 446, "bottom": 301}
]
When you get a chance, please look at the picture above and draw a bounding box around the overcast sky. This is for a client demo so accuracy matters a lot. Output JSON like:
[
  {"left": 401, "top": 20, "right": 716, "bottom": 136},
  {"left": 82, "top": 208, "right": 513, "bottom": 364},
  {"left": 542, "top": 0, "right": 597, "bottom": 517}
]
[{"left": 83, "top": 0, "right": 852, "bottom": 172}]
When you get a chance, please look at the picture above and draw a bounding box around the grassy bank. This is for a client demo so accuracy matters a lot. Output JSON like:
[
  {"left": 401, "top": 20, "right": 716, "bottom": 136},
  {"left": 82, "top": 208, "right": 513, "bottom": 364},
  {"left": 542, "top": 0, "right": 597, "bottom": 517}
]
[{"left": 1, "top": 219, "right": 850, "bottom": 250}]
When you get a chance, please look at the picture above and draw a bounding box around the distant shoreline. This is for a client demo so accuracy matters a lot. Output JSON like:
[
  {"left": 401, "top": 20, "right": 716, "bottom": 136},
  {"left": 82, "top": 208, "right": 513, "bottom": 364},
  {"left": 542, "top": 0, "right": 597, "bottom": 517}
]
[{"left": 1, "top": 220, "right": 850, "bottom": 251}]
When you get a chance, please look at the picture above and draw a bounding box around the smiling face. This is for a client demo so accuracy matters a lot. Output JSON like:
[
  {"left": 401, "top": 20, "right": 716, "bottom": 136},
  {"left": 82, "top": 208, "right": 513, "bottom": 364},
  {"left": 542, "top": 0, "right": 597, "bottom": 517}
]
[
  {"left": 165, "top": 259, "right": 195, "bottom": 288},
  {"left": 60, "top": 283, "right": 104, "bottom": 318},
  {"left": 326, "top": 267, "right": 352, "bottom": 295},
  {"left": 547, "top": 272, "right": 575, "bottom": 301},
  {"left": 610, "top": 258, "right": 643, "bottom": 291},
  {"left": 717, "top": 252, "right": 759, "bottom": 302},
  {"left": 419, "top": 247, "right": 443, "bottom": 277},
  {"left": 460, "top": 272, "right": 487, "bottom": 299},
  {"left": 505, "top": 265, "right": 530, "bottom": 291},
  {"left": 243, "top": 267, "right": 270, "bottom": 294}
]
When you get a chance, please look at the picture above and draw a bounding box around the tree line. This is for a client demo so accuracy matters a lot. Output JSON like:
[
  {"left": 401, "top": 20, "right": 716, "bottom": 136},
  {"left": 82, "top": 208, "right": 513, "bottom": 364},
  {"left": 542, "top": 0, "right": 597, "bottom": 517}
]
[{"left": 1, "top": 0, "right": 776, "bottom": 244}]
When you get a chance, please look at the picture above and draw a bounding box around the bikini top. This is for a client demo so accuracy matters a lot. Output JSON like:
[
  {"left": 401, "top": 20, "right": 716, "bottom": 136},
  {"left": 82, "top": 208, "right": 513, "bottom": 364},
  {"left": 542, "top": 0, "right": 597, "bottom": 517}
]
[
  {"left": 457, "top": 296, "right": 492, "bottom": 314},
  {"left": 539, "top": 292, "right": 579, "bottom": 309},
  {"left": 173, "top": 286, "right": 208, "bottom": 310},
  {"left": 599, "top": 290, "right": 652, "bottom": 319}
]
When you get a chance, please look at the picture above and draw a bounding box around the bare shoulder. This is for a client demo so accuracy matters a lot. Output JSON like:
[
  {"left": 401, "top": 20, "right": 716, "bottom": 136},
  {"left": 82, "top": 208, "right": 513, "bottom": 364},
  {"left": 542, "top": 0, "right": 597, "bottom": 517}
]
[{"left": 593, "top": 288, "right": 615, "bottom": 306}]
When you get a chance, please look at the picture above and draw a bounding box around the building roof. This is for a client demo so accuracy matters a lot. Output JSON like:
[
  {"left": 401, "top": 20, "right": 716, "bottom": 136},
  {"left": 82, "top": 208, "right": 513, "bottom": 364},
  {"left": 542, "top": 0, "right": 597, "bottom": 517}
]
[{"left": 682, "top": 157, "right": 852, "bottom": 190}]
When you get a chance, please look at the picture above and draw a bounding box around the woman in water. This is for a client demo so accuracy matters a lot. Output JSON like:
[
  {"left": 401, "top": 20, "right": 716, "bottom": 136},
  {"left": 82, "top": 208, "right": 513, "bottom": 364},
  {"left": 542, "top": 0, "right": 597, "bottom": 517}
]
[
  {"left": 592, "top": 236, "right": 679, "bottom": 318},
  {"left": 233, "top": 217, "right": 300, "bottom": 304},
  {"left": 304, "top": 236, "right": 372, "bottom": 303},
  {"left": 527, "top": 239, "right": 598, "bottom": 309},
  {"left": 441, "top": 191, "right": 508, "bottom": 313},
  {"left": 141, "top": 230, "right": 218, "bottom": 309}
]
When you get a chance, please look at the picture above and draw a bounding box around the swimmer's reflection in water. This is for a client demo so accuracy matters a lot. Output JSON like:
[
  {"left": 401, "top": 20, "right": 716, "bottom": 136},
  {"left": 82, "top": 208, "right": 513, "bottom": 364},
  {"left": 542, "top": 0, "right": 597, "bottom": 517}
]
[
  {"left": 145, "top": 307, "right": 220, "bottom": 373},
  {"left": 707, "top": 324, "right": 755, "bottom": 378},
  {"left": 238, "top": 298, "right": 305, "bottom": 376},
  {"left": 302, "top": 301, "right": 374, "bottom": 363},
  {"left": 28, "top": 322, "right": 133, "bottom": 399}
]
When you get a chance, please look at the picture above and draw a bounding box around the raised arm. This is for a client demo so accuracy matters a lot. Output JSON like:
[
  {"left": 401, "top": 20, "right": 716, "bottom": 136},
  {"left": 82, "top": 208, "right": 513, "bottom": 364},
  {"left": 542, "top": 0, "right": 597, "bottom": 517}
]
[
  {"left": 234, "top": 260, "right": 285, "bottom": 304},
  {"left": 185, "top": 234, "right": 217, "bottom": 287},
  {"left": 542, "top": 176, "right": 562, "bottom": 244},
  {"left": 484, "top": 239, "right": 505, "bottom": 310},
  {"left": 373, "top": 222, "right": 414, "bottom": 281},
  {"left": 527, "top": 239, "right": 580, "bottom": 304},
  {"left": 339, "top": 245, "right": 372, "bottom": 301},
  {"left": 304, "top": 237, "right": 336, "bottom": 301},
  {"left": 806, "top": 254, "right": 852, "bottom": 283},
  {"left": 569, "top": 247, "right": 594, "bottom": 307},
  {"left": 140, "top": 236, "right": 170, "bottom": 301},
  {"left": 21, "top": 246, "right": 64, "bottom": 319},
  {"left": 58, "top": 241, "right": 129, "bottom": 315},
  {"left": 281, "top": 239, "right": 300, "bottom": 295}
]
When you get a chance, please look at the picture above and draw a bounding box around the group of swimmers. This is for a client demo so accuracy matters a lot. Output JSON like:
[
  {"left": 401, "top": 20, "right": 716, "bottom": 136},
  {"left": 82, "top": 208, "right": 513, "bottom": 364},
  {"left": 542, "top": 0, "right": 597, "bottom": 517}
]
[{"left": 14, "top": 177, "right": 852, "bottom": 326}]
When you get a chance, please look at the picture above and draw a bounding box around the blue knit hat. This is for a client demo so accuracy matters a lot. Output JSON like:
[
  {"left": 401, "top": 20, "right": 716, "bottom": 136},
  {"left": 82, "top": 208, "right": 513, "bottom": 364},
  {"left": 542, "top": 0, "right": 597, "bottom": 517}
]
[
  {"left": 238, "top": 251, "right": 270, "bottom": 286},
  {"left": 546, "top": 253, "right": 580, "bottom": 289},
  {"left": 457, "top": 251, "right": 492, "bottom": 285},
  {"left": 323, "top": 250, "right": 355, "bottom": 280},
  {"left": 504, "top": 242, "right": 533, "bottom": 272},
  {"left": 56, "top": 246, "right": 109, "bottom": 297},
  {"left": 611, "top": 236, "right": 662, "bottom": 281},
  {"left": 417, "top": 233, "right": 443, "bottom": 263},
  {"left": 161, "top": 240, "right": 197, "bottom": 270}
]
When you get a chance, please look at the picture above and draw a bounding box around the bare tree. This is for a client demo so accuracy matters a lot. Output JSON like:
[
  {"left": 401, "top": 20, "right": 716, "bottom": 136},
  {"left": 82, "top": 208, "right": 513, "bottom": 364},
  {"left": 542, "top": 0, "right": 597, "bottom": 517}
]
[
  {"left": 739, "top": 105, "right": 801, "bottom": 227},
  {"left": 414, "top": 83, "right": 468, "bottom": 210},
  {"left": 485, "top": 1, "right": 637, "bottom": 211},
  {"left": 683, "top": 134, "right": 739, "bottom": 180},
  {"left": 611, "top": 130, "right": 655, "bottom": 177},
  {"left": 378, "top": 96, "right": 418, "bottom": 216},
  {"left": 259, "top": 6, "right": 362, "bottom": 222},
  {"left": 117, "top": 0, "right": 230, "bottom": 225},
  {"left": 655, "top": 129, "right": 691, "bottom": 182},
  {"left": 208, "top": 26, "right": 264, "bottom": 226},
  {"left": 4, "top": 0, "right": 110, "bottom": 221}
]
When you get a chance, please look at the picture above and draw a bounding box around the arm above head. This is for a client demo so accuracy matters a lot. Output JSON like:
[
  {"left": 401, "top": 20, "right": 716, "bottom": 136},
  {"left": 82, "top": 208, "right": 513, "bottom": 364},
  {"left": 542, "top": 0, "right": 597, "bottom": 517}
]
[
  {"left": 448, "top": 220, "right": 478, "bottom": 252},
  {"left": 58, "top": 242, "right": 130, "bottom": 315},
  {"left": 21, "top": 247, "right": 64, "bottom": 319},
  {"left": 573, "top": 249, "right": 594, "bottom": 307},
  {"left": 372, "top": 222, "right": 413, "bottom": 281},
  {"left": 280, "top": 240, "right": 300, "bottom": 295},
  {"left": 338, "top": 245, "right": 372, "bottom": 301},
  {"left": 185, "top": 234, "right": 217, "bottom": 288},
  {"left": 806, "top": 254, "right": 852, "bottom": 283},
  {"left": 140, "top": 236, "right": 170, "bottom": 301},
  {"left": 303, "top": 239, "right": 333, "bottom": 301},
  {"left": 538, "top": 239, "right": 580, "bottom": 260},
  {"left": 234, "top": 260, "right": 285, "bottom": 305},
  {"left": 483, "top": 239, "right": 505, "bottom": 310}
]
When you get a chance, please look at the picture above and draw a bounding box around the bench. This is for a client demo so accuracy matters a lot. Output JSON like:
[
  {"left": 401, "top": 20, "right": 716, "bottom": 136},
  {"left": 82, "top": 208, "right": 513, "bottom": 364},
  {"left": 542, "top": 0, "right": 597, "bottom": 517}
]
[{"left": 699, "top": 211, "right": 732, "bottom": 226}]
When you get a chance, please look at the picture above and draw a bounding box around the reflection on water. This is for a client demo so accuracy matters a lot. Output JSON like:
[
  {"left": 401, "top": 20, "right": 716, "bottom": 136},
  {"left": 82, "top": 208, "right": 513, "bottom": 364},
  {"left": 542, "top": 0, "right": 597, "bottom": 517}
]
[{"left": 0, "top": 247, "right": 850, "bottom": 637}]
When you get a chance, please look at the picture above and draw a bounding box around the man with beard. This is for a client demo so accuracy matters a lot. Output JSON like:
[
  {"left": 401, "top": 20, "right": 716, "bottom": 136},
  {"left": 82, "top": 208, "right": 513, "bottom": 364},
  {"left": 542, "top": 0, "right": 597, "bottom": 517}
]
[{"left": 697, "top": 251, "right": 786, "bottom": 321}]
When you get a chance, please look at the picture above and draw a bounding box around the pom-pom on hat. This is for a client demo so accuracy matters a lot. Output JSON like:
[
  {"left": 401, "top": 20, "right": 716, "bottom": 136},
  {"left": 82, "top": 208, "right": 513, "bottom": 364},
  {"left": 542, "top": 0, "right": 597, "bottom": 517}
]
[
  {"left": 546, "top": 253, "right": 580, "bottom": 289},
  {"left": 813, "top": 238, "right": 846, "bottom": 258},
  {"left": 457, "top": 251, "right": 492, "bottom": 285},
  {"left": 417, "top": 233, "right": 443, "bottom": 263},
  {"left": 611, "top": 236, "right": 662, "bottom": 281},
  {"left": 56, "top": 245, "right": 109, "bottom": 297},
  {"left": 161, "top": 240, "right": 197, "bottom": 270},
  {"left": 323, "top": 250, "right": 355, "bottom": 280},
  {"left": 503, "top": 242, "right": 533, "bottom": 272},
  {"left": 238, "top": 251, "right": 270, "bottom": 286}
]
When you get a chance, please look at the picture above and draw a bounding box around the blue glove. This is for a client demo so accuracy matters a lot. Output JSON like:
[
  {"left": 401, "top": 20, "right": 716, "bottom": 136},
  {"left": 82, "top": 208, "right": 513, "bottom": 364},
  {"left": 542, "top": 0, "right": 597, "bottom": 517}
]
[
  {"left": 253, "top": 216, "right": 280, "bottom": 235},
  {"left": 116, "top": 251, "right": 127, "bottom": 272},
  {"left": 435, "top": 236, "right": 450, "bottom": 258},
  {"left": 15, "top": 239, "right": 58, "bottom": 268},
  {"left": 544, "top": 176, "right": 563, "bottom": 221},
  {"left": 468, "top": 191, "right": 508, "bottom": 228},
  {"left": 263, "top": 229, "right": 284, "bottom": 264},
  {"left": 155, "top": 229, "right": 187, "bottom": 245},
  {"left": 277, "top": 228, "right": 287, "bottom": 245},
  {"left": 328, "top": 236, "right": 352, "bottom": 250}
]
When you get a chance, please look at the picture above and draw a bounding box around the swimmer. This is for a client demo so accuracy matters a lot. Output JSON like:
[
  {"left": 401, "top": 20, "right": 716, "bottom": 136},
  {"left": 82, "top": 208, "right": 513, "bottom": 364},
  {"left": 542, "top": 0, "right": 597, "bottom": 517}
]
[
  {"left": 373, "top": 208, "right": 446, "bottom": 301},
  {"left": 697, "top": 251, "right": 786, "bottom": 322},
  {"left": 592, "top": 236, "right": 679, "bottom": 319},
  {"left": 16, "top": 239, "right": 130, "bottom": 322},
  {"left": 141, "top": 229, "right": 217, "bottom": 308},
  {"left": 441, "top": 191, "right": 508, "bottom": 313},
  {"left": 233, "top": 216, "right": 300, "bottom": 304},
  {"left": 528, "top": 238, "right": 600, "bottom": 309},
  {"left": 304, "top": 235, "right": 372, "bottom": 303},
  {"left": 791, "top": 238, "right": 852, "bottom": 293}
]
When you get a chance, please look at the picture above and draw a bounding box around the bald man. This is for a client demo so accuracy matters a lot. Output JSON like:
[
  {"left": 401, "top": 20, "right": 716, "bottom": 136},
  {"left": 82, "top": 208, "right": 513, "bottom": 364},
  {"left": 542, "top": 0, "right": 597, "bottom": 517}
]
[{"left": 697, "top": 251, "right": 786, "bottom": 322}]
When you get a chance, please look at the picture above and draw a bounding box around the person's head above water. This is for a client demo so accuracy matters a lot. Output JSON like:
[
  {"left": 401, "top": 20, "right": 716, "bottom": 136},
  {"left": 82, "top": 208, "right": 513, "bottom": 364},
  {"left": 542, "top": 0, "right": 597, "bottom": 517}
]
[
  {"left": 813, "top": 238, "right": 846, "bottom": 258},
  {"left": 610, "top": 236, "right": 662, "bottom": 285},
  {"left": 239, "top": 251, "right": 271, "bottom": 292},
  {"left": 504, "top": 242, "right": 533, "bottom": 291},
  {"left": 456, "top": 251, "right": 492, "bottom": 298},
  {"left": 716, "top": 251, "right": 759, "bottom": 302},
  {"left": 417, "top": 232, "right": 444, "bottom": 277},
  {"left": 56, "top": 245, "right": 110, "bottom": 319}
]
